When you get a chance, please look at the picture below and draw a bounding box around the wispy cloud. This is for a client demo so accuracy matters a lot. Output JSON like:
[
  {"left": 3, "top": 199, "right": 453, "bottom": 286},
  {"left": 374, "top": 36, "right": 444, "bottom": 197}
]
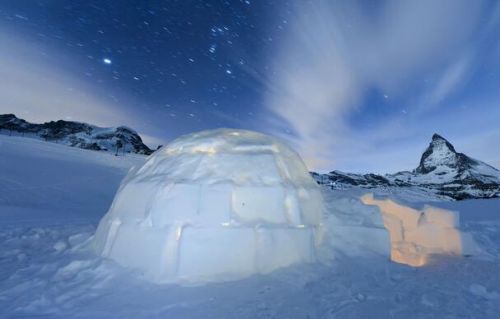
[
  {"left": 0, "top": 28, "right": 135, "bottom": 128},
  {"left": 265, "top": 0, "right": 486, "bottom": 171},
  {"left": 428, "top": 54, "right": 472, "bottom": 107}
]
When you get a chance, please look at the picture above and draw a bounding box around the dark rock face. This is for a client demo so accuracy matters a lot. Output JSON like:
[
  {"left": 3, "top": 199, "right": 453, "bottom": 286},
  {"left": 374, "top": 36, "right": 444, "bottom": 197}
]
[
  {"left": 0, "top": 114, "right": 153, "bottom": 155},
  {"left": 311, "top": 171, "right": 394, "bottom": 189},
  {"left": 0, "top": 114, "right": 36, "bottom": 134},
  {"left": 313, "top": 134, "right": 500, "bottom": 200}
]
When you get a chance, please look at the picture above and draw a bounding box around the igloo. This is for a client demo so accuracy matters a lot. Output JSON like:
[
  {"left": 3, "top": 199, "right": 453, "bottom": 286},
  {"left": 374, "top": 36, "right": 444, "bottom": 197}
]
[{"left": 93, "top": 129, "right": 324, "bottom": 283}]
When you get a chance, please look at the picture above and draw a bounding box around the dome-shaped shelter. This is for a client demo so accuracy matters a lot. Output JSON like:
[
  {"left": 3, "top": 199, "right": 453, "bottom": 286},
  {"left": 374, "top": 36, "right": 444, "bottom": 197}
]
[{"left": 93, "top": 129, "right": 324, "bottom": 283}]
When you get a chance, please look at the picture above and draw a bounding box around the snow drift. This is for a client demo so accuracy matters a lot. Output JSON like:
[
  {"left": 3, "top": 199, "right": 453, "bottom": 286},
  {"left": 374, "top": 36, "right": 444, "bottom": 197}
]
[
  {"left": 361, "top": 193, "right": 480, "bottom": 266},
  {"left": 93, "top": 129, "right": 324, "bottom": 283}
]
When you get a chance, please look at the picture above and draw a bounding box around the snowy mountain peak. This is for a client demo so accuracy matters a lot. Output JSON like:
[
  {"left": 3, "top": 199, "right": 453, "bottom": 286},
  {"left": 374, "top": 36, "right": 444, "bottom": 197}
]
[
  {"left": 416, "top": 133, "right": 460, "bottom": 174},
  {"left": 431, "top": 133, "right": 448, "bottom": 142},
  {"left": 314, "top": 134, "right": 500, "bottom": 200}
]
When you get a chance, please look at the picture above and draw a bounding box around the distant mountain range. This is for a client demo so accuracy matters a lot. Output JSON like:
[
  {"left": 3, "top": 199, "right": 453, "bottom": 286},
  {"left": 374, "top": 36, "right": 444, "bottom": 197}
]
[
  {"left": 2, "top": 114, "right": 498, "bottom": 200},
  {"left": 0, "top": 114, "right": 153, "bottom": 155},
  {"left": 312, "top": 134, "right": 500, "bottom": 200}
]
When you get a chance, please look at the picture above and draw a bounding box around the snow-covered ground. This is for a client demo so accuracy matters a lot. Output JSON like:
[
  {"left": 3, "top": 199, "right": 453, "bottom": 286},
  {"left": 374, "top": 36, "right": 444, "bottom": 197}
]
[{"left": 1, "top": 134, "right": 500, "bottom": 318}]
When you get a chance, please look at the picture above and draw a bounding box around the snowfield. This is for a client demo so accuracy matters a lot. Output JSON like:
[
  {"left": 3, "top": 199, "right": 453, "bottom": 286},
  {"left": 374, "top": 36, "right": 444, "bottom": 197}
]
[{"left": 1, "top": 134, "right": 500, "bottom": 318}]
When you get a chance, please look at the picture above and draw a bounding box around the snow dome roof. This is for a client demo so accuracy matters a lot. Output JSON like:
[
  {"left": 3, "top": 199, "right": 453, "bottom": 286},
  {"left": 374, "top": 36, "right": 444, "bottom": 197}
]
[
  {"left": 131, "top": 128, "right": 318, "bottom": 187},
  {"left": 94, "top": 129, "right": 324, "bottom": 283}
]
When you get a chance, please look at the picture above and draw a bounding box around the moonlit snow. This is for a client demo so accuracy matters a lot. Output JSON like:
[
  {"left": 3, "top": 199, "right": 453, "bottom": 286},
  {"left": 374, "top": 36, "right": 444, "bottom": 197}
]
[
  {"left": 2, "top": 134, "right": 500, "bottom": 318},
  {"left": 94, "top": 129, "right": 324, "bottom": 283}
]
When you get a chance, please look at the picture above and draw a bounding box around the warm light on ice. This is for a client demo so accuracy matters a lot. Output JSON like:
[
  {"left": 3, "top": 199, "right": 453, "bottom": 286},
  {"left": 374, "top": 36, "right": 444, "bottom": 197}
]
[{"left": 360, "top": 193, "right": 479, "bottom": 267}]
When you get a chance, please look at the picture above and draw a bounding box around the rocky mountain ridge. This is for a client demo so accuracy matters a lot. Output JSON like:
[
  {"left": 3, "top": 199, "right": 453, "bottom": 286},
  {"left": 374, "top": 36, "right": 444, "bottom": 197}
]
[
  {"left": 313, "top": 134, "right": 500, "bottom": 200},
  {"left": 0, "top": 114, "right": 153, "bottom": 155},
  {"left": 2, "top": 114, "right": 498, "bottom": 200}
]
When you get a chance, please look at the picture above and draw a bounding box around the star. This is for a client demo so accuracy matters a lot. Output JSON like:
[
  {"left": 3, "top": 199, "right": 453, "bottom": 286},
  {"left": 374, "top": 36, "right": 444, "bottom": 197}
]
[{"left": 103, "top": 58, "right": 112, "bottom": 65}]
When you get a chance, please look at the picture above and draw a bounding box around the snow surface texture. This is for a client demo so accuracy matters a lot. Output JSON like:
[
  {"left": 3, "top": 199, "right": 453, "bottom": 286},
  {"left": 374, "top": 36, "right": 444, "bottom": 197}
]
[
  {"left": 361, "top": 194, "right": 480, "bottom": 266},
  {"left": 2, "top": 134, "right": 500, "bottom": 318},
  {"left": 94, "top": 129, "right": 324, "bottom": 283},
  {"left": 0, "top": 135, "right": 143, "bottom": 226}
]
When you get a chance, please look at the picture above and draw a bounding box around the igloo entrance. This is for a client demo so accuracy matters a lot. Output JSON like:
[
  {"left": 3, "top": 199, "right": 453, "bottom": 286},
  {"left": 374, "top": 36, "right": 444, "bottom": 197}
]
[
  {"left": 93, "top": 129, "right": 324, "bottom": 283},
  {"left": 361, "top": 194, "right": 480, "bottom": 266}
]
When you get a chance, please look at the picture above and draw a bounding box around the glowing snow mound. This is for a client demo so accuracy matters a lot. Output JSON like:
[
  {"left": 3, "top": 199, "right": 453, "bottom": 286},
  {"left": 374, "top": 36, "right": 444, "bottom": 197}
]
[
  {"left": 361, "top": 194, "right": 480, "bottom": 266},
  {"left": 93, "top": 129, "right": 324, "bottom": 283}
]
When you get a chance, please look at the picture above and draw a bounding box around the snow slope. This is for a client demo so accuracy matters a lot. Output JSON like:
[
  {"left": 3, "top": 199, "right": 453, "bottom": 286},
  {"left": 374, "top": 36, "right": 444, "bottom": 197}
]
[
  {"left": 0, "top": 135, "right": 144, "bottom": 226},
  {"left": 1, "top": 135, "right": 500, "bottom": 318}
]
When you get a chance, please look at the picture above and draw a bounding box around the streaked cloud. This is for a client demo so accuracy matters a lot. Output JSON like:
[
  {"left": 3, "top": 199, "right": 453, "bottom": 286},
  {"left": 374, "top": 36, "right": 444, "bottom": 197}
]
[
  {"left": 428, "top": 55, "right": 472, "bottom": 107},
  {"left": 265, "top": 0, "right": 489, "bottom": 171}
]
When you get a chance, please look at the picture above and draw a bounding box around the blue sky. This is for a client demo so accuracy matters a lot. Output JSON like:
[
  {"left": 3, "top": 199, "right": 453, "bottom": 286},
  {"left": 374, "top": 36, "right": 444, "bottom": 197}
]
[{"left": 1, "top": 0, "right": 499, "bottom": 173}]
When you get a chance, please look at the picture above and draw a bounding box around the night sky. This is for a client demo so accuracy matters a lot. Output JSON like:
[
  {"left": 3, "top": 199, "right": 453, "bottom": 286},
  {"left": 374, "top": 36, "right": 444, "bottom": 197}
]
[{"left": 1, "top": 0, "right": 500, "bottom": 173}]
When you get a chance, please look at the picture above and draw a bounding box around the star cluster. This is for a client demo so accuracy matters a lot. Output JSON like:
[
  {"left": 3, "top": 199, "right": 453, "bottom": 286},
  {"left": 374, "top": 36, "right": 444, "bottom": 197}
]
[{"left": 0, "top": 0, "right": 287, "bottom": 140}]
